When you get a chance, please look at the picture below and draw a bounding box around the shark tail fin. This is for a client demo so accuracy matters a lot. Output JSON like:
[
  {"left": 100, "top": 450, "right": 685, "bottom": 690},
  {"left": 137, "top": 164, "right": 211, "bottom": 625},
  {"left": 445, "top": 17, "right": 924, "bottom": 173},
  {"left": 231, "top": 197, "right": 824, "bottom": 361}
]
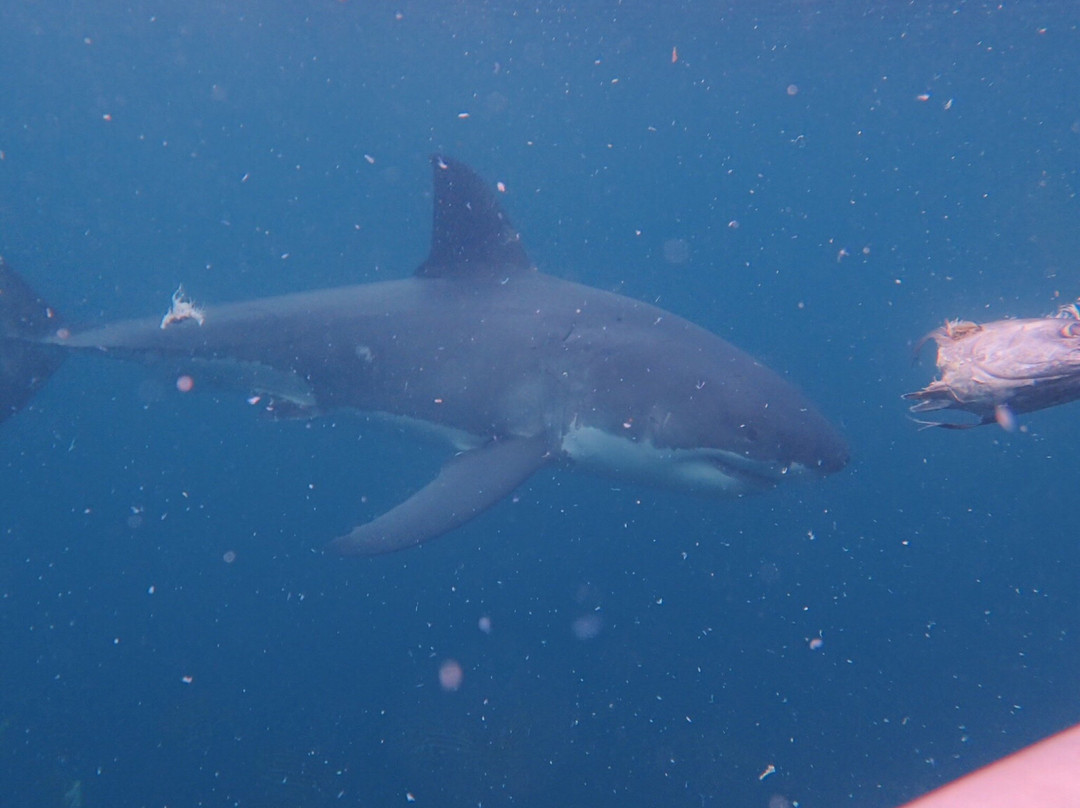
[{"left": 0, "top": 257, "right": 65, "bottom": 424}]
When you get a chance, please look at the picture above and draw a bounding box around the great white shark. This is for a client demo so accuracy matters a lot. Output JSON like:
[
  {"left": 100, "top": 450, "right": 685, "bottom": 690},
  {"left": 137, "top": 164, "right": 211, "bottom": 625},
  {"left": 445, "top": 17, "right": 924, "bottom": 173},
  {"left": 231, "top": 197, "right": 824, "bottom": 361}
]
[{"left": 0, "top": 156, "right": 848, "bottom": 555}]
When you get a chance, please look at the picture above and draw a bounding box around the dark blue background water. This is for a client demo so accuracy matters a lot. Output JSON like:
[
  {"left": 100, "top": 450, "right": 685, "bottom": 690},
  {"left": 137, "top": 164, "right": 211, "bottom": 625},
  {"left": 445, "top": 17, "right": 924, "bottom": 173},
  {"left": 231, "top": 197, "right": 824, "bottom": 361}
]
[{"left": 2, "top": 2, "right": 1078, "bottom": 806}]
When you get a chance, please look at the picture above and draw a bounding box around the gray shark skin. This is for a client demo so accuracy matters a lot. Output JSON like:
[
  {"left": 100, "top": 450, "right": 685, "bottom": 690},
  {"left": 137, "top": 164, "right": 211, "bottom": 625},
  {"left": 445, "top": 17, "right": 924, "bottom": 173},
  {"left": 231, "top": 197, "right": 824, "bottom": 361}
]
[{"left": 1, "top": 156, "right": 848, "bottom": 556}]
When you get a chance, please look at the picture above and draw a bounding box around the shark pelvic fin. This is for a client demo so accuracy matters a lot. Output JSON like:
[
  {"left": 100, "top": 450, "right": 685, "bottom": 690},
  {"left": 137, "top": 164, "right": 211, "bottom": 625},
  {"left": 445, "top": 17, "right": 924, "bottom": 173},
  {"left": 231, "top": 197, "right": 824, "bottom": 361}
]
[
  {"left": 327, "top": 435, "right": 550, "bottom": 556},
  {"left": 415, "top": 155, "right": 533, "bottom": 279}
]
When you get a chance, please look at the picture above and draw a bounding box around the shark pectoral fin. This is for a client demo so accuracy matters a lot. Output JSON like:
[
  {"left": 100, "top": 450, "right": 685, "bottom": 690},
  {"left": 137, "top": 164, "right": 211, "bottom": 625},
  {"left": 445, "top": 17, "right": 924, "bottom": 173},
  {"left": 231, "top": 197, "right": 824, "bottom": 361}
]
[{"left": 328, "top": 436, "right": 550, "bottom": 557}]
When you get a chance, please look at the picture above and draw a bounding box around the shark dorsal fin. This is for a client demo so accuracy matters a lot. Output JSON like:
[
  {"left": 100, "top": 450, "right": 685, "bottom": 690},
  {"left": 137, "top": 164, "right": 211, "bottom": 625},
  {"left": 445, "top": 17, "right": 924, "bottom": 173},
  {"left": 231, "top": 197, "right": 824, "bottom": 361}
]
[{"left": 416, "top": 155, "right": 533, "bottom": 279}]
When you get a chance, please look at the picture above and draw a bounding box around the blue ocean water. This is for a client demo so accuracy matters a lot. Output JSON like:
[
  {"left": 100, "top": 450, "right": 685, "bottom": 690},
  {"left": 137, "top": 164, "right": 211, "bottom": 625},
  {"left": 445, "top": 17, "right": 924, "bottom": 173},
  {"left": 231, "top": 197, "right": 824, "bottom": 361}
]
[{"left": 2, "top": 2, "right": 1078, "bottom": 806}]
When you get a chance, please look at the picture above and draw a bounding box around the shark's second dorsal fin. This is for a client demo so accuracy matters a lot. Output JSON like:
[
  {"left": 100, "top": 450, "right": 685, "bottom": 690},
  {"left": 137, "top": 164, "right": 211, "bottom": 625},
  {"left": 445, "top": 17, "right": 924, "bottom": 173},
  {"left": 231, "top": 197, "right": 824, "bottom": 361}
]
[{"left": 416, "top": 155, "right": 533, "bottom": 279}]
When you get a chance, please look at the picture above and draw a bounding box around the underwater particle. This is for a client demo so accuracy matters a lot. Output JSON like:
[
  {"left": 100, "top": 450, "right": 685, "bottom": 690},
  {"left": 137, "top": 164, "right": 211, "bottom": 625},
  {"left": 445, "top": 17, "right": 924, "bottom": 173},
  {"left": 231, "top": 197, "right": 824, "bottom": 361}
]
[
  {"left": 477, "top": 615, "right": 492, "bottom": 634},
  {"left": 176, "top": 375, "right": 195, "bottom": 393},
  {"left": 994, "top": 404, "right": 1017, "bottom": 432},
  {"left": 438, "top": 659, "right": 463, "bottom": 691},
  {"left": 786, "top": 84, "right": 798, "bottom": 96},
  {"left": 671, "top": 46, "right": 678, "bottom": 63},
  {"left": 181, "top": 675, "right": 194, "bottom": 684},
  {"left": 759, "top": 763, "right": 776, "bottom": 781},
  {"left": 572, "top": 613, "right": 603, "bottom": 640},
  {"left": 662, "top": 238, "right": 691, "bottom": 265},
  {"left": 223, "top": 550, "right": 237, "bottom": 564},
  {"left": 809, "top": 636, "right": 824, "bottom": 650}
]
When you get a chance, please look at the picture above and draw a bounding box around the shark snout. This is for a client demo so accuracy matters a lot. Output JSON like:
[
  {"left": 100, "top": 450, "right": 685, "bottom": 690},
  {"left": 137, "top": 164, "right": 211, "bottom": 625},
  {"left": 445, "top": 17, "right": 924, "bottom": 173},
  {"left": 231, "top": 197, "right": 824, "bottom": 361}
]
[
  {"left": 788, "top": 416, "right": 849, "bottom": 477},
  {"left": 740, "top": 398, "right": 849, "bottom": 479},
  {"left": 814, "top": 432, "right": 850, "bottom": 474}
]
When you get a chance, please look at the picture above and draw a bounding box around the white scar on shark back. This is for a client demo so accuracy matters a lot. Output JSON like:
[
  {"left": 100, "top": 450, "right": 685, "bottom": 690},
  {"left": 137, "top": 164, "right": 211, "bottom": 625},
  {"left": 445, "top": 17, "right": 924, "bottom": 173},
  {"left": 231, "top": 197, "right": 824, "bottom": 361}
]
[{"left": 160, "top": 285, "right": 205, "bottom": 329}]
